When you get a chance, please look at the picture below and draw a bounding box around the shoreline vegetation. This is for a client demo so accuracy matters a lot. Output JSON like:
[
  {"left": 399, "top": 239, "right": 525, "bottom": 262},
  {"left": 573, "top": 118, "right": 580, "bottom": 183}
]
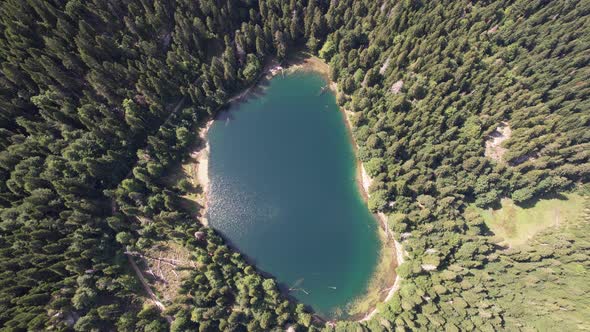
[
  {"left": 291, "top": 56, "right": 406, "bottom": 322},
  {"left": 190, "top": 54, "right": 405, "bottom": 322}
]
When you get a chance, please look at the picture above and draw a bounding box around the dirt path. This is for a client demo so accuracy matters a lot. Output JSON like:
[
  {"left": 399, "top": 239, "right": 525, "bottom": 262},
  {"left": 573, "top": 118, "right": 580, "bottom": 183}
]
[
  {"left": 108, "top": 52, "right": 281, "bottom": 327},
  {"left": 108, "top": 94, "right": 187, "bottom": 322},
  {"left": 127, "top": 256, "right": 173, "bottom": 323},
  {"left": 118, "top": 56, "right": 405, "bottom": 326}
]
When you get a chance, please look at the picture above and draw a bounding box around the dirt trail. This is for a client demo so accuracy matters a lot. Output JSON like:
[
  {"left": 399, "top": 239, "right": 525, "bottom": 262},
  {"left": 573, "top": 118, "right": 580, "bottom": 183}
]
[
  {"left": 108, "top": 94, "right": 187, "bottom": 322},
  {"left": 127, "top": 256, "right": 173, "bottom": 323}
]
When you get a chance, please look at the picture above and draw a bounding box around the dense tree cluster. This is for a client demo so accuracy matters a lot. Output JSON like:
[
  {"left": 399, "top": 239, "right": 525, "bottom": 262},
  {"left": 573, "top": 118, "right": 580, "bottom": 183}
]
[
  {"left": 0, "top": 0, "right": 314, "bottom": 330},
  {"left": 321, "top": 0, "right": 589, "bottom": 330},
  {"left": 0, "top": 0, "right": 587, "bottom": 331},
  {"left": 0, "top": 0, "right": 177, "bottom": 330}
]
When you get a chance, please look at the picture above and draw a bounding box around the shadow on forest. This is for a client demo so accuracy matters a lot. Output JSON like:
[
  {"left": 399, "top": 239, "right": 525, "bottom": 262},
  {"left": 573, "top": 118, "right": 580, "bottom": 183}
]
[
  {"left": 517, "top": 191, "right": 569, "bottom": 209},
  {"left": 178, "top": 196, "right": 203, "bottom": 217}
]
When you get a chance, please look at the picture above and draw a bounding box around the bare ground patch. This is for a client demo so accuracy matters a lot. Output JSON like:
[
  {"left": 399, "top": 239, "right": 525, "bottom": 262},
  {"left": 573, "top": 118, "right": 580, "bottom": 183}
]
[
  {"left": 130, "top": 241, "right": 196, "bottom": 304},
  {"left": 485, "top": 121, "right": 511, "bottom": 162}
]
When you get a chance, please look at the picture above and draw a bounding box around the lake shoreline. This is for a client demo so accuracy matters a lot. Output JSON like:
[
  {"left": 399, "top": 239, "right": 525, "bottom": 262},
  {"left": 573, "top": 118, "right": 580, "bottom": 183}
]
[
  {"left": 193, "top": 59, "right": 282, "bottom": 227},
  {"left": 193, "top": 55, "right": 404, "bottom": 323},
  {"left": 193, "top": 120, "right": 213, "bottom": 227},
  {"left": 288, "top": 56, "right": 405, "bottom": 322}
]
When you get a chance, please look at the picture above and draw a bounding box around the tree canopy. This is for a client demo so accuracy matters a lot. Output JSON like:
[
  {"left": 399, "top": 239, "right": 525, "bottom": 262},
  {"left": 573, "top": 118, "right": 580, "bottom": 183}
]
[{"left": 0, "top": 0, "right": 588, "bottom": 331}]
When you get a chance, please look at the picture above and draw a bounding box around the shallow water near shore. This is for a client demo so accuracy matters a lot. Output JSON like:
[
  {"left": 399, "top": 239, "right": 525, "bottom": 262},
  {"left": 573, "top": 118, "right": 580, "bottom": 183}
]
[{"left": 207, "top": 71, "right": 380, "bottom": 318}]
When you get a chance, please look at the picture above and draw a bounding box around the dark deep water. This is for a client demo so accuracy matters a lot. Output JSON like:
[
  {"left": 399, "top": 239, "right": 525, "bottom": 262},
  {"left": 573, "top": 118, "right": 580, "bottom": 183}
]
[{"left": 207, "top": 71, "right": 380, "bottom": 318}]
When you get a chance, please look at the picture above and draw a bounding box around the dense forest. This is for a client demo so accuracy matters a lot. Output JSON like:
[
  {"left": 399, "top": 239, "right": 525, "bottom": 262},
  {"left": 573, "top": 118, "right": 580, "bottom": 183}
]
[{"left": 0, "top": 0, "right": 587, "bottom": 331}]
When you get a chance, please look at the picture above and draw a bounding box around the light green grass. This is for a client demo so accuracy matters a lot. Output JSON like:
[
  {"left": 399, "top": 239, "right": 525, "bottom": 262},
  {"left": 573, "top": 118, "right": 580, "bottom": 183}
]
[{"left": 471, "top": 193, "right": 587, "bottom": 247}]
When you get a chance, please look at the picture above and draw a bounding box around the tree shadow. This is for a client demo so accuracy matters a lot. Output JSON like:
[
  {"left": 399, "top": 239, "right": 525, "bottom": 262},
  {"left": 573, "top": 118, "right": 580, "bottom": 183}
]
[
  {"left": 178, "top": 196, "right": 204, "bottom": 219},
  {"left": 517, "top": 191, "right": 569, "bottom": 209}
]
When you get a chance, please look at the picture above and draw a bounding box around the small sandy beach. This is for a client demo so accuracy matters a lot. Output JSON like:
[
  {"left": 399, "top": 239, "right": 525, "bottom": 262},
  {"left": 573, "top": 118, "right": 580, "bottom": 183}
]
[{"left": 191, "top": 121, "right": 213, "bottom": 227}]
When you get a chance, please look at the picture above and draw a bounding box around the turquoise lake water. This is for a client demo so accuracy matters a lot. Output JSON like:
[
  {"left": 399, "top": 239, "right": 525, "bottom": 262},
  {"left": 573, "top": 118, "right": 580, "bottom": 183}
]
[{"left": 207, "top": 71, "right": 380, "bottom": 318}]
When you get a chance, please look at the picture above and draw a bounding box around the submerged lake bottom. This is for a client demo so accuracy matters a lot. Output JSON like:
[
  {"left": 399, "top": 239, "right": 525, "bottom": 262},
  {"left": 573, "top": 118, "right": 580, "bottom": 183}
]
[{"left": 207, "top": 71, "right": 380, "bottom": 319}]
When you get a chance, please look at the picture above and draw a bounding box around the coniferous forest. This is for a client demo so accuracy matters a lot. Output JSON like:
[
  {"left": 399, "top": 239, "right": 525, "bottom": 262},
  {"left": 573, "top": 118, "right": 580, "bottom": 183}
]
[{"left": 0, "top": 0, "right": 588, "bottom": 331}]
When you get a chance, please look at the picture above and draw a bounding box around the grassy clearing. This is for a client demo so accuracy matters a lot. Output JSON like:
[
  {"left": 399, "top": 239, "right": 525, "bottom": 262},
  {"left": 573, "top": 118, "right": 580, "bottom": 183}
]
[
  {"left": 494, "top": 199, "right": 590, "bottom": 331},
  {"left": 471, "top": 193, "right": 587, "bottom": 247}
]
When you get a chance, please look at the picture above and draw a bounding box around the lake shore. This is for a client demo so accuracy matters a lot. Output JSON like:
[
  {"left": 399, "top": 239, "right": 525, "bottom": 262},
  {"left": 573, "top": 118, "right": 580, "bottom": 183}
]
[
  {"left": 290, "top": 56, "right": 405, "bottom": 322},
  {"left": 192, "top": 55, "right": 404, "bottom": 322},
  {"left": 193, "top": 120, "right": 213, "bottom": 227},
  {"left": 192, "top": 59, "right": 284, "bottom": 228}
]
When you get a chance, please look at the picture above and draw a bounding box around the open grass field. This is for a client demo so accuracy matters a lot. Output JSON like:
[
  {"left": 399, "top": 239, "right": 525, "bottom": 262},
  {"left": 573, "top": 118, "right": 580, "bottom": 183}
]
[{"left": 470, "top": 193, "right": 587, "bottom": 247}]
